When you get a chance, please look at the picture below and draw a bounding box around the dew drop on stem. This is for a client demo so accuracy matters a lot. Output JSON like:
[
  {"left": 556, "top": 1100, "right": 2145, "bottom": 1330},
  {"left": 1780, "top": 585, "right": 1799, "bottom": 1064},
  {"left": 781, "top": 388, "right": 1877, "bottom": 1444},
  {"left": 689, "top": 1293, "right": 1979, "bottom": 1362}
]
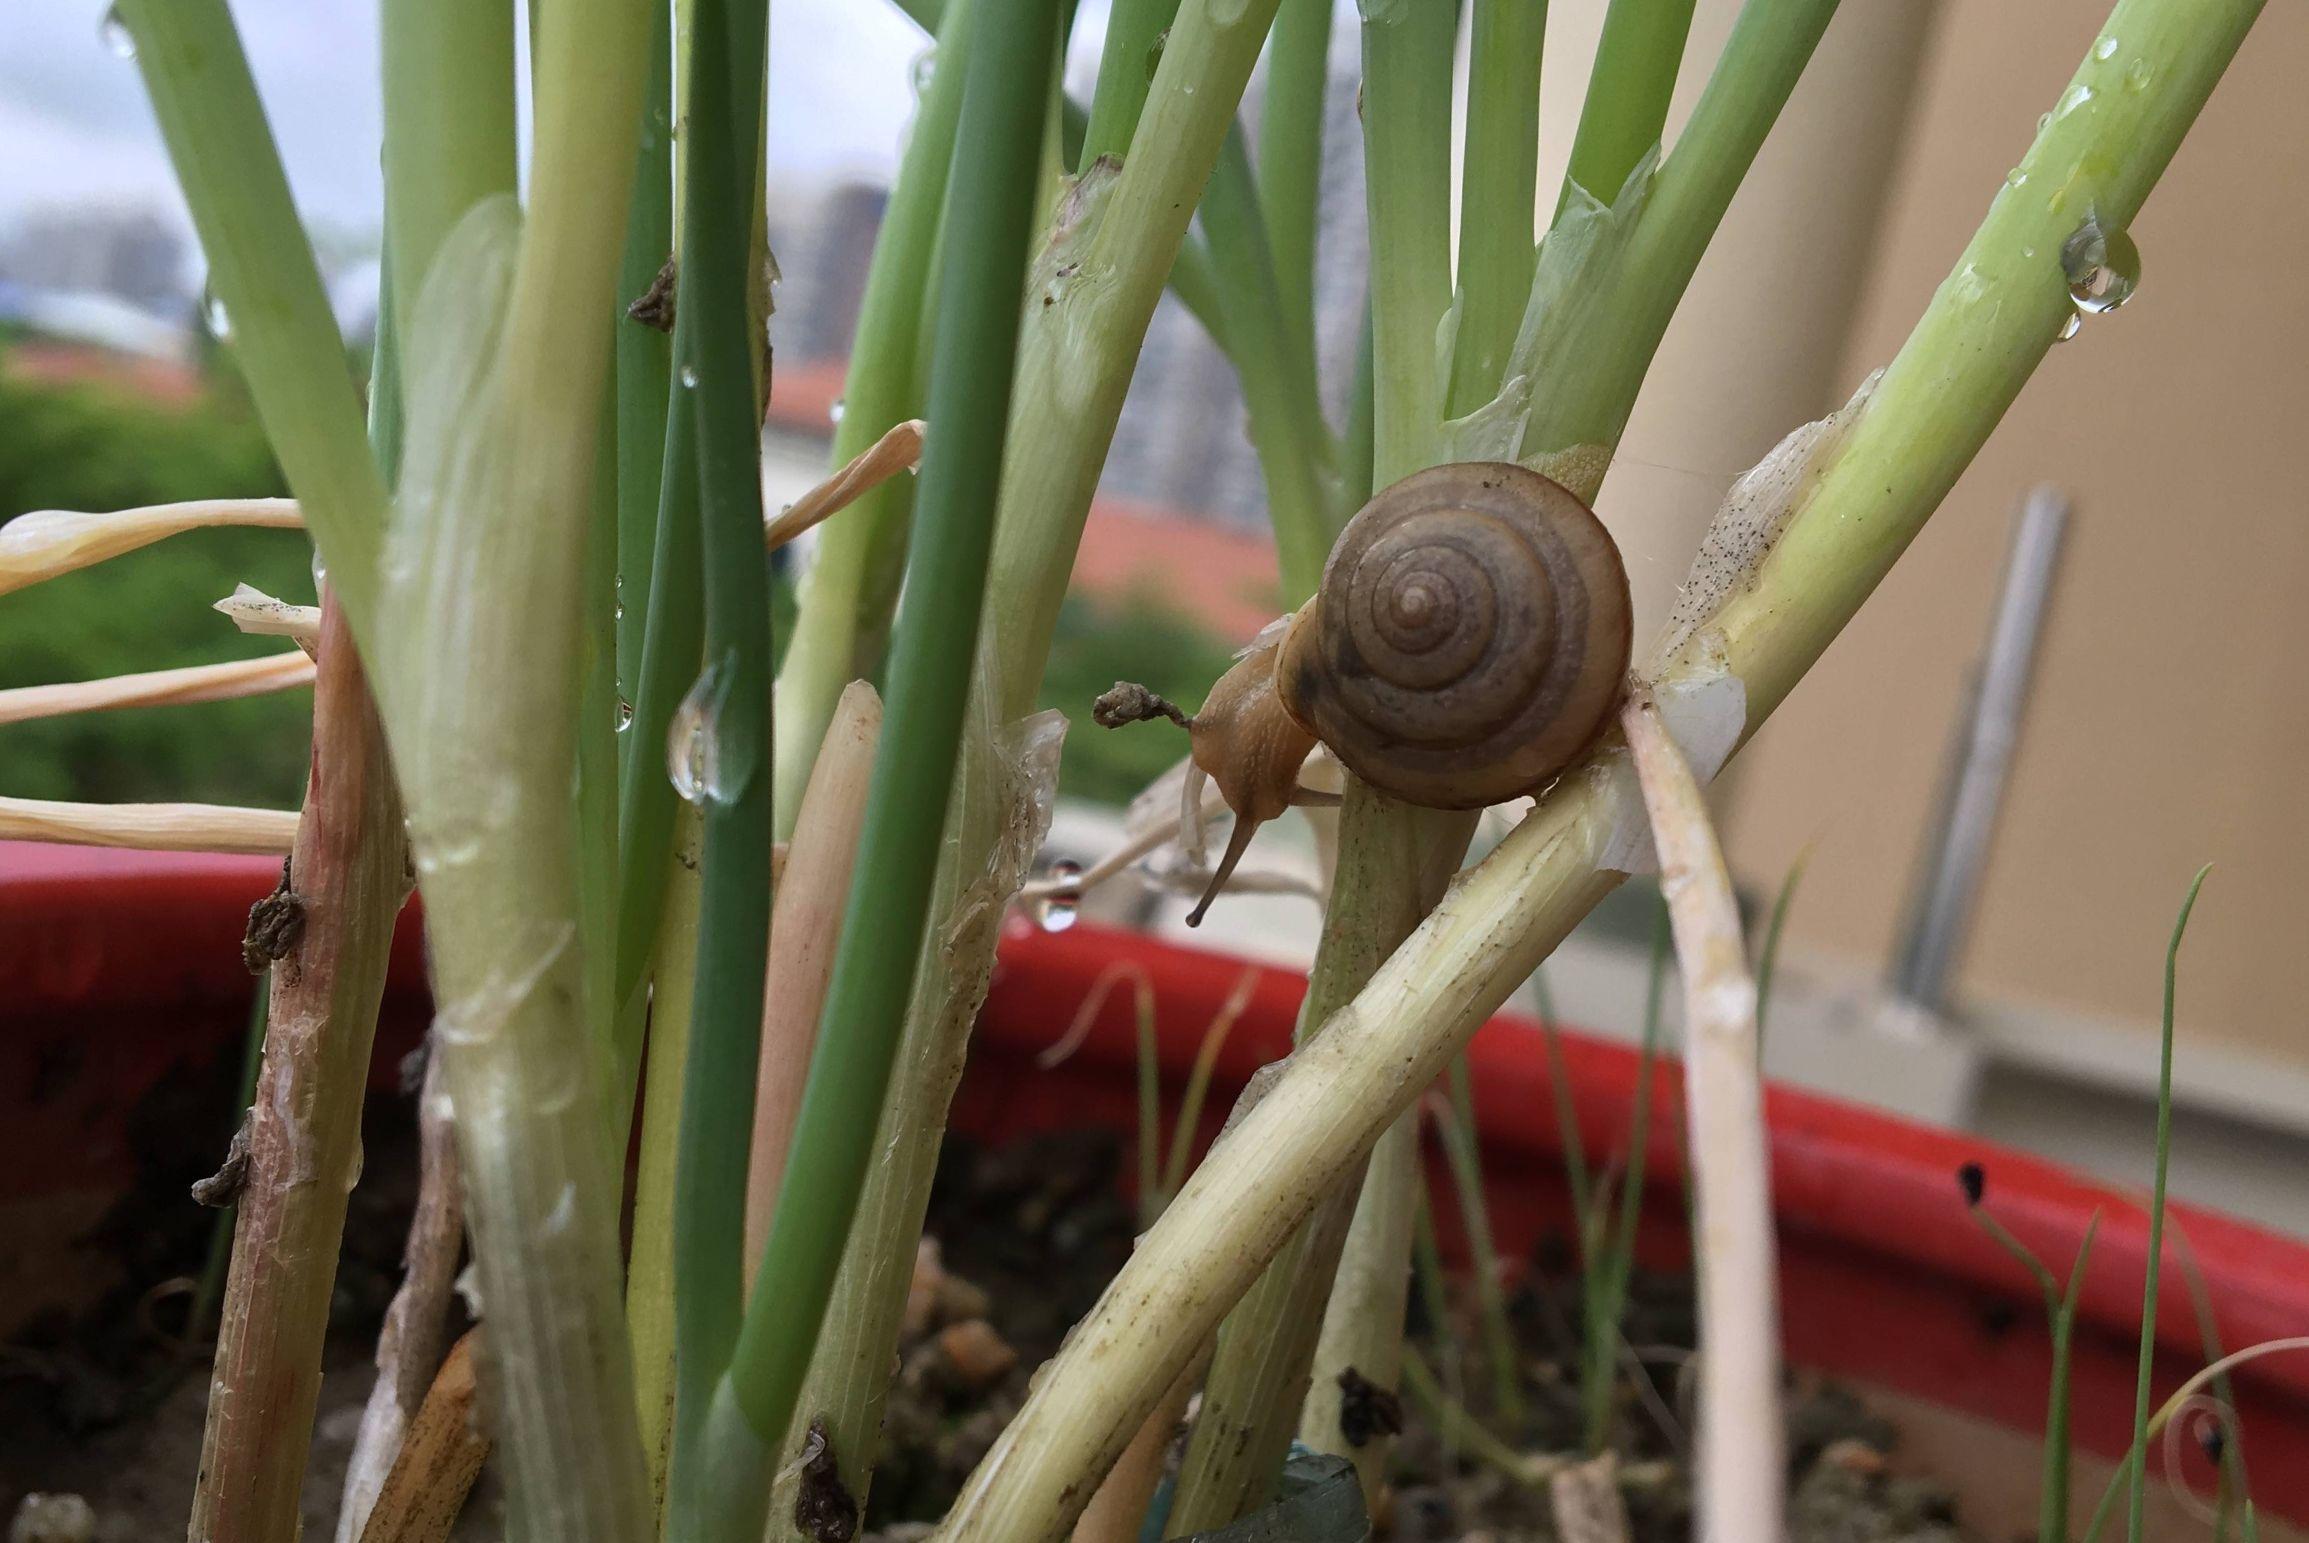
[
  {"left": 201, "top": 287, "right": 232, "bottom": 342},
  {"left": 1034, "top": 860, "right": 1084, "bottom": 932},
  {"left": 100, "top": 6, "right": 134, "bottom": 58},
  {"left": 2062, "top": 216, "right": 2141, "bottom": 319},
  {"left": 679, "top": 363, "right": 699, "bottom": 388},
  {"left": 666, "top": 654, "right": 753, "bottom": 803}
]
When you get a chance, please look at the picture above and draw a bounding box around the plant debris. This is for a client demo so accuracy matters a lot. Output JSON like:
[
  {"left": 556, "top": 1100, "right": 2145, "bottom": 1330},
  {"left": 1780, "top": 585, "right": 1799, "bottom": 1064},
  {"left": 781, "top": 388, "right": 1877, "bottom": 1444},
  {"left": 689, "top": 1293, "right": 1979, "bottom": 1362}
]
[
  {"left": 188, "top": 1112, "right": 251, "bottom": 1209},
  {"left": 241, "top": 859, "right": 305, "bottom": 975},
  {"left": 1336, "top": 1365, "right": 1404, "bottom": 1449},
  {"left": 795, "top": 1418, "right": 860, "bottom": 1543}
]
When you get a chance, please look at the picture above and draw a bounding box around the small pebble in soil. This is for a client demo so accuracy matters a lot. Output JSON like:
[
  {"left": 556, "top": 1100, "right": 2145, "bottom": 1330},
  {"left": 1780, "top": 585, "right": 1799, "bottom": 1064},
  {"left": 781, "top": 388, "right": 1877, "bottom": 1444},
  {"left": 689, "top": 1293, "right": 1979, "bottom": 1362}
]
[{"left": 8, "top": 1494, "right": 95, "bottom": 1543}]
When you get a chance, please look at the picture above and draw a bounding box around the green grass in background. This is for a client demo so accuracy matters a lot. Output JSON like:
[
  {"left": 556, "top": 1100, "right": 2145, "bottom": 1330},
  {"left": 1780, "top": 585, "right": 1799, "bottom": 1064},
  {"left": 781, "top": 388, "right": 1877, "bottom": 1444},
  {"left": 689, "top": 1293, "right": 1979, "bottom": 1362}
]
[
  {"left": 0, "top": 350, "right": 313, "bottom": 806},
  {"left": 1037, "top": 589, "right": 1236, "bottom": 807}
]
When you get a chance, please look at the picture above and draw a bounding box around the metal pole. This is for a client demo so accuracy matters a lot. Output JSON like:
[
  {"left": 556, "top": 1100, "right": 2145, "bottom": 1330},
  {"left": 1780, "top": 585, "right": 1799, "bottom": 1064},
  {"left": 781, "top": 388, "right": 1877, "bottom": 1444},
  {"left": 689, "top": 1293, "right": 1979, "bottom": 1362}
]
[{"left": 1890, "top": 485, "right": 2071, "bottom": 1013}]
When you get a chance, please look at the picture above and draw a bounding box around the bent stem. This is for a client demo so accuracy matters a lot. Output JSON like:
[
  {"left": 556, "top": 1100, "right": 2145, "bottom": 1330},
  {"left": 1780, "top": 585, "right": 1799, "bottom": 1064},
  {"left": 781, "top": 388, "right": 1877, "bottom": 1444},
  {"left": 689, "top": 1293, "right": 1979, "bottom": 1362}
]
[
  {"left": 1621, "top": 688, "right": 1780, "bottom": 1543},
  {"left": 934, "top": 3, "right": 2264, "bottom": 1530}
]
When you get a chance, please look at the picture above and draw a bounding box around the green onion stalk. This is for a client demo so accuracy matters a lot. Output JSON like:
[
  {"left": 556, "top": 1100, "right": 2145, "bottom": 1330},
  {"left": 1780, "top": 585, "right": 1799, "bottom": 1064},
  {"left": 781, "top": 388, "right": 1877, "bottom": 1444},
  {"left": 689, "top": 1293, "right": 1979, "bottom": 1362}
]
[
  {"left": 769, "top": 0, "right": 977, "bottom": 838},
  {"left": 1175, "top": 3, "right": 1474, "bottom": 1495},
  {"left": 677, "top": 2, "right": 1066, "bottom": 1538},
  {"left": 937, "top": 0, "right": 2263, "bottom": 1533},
  {"left": 120, "top": 0, "right": 661, "bottom": 1533},
  {"left": 756, "top": 0, "right": 1293, "bottom": 1524},
  {"left": 662, "top": 0, "right": 775, "bottom": 1526}
]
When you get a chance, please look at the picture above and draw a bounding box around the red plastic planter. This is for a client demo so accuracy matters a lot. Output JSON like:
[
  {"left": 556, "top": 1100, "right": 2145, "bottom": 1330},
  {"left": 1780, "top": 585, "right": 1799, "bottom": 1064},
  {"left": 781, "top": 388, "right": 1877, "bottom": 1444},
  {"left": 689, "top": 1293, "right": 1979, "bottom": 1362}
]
[{"left": 7, "top": 844, "right": 2309, "bottom": 1523}]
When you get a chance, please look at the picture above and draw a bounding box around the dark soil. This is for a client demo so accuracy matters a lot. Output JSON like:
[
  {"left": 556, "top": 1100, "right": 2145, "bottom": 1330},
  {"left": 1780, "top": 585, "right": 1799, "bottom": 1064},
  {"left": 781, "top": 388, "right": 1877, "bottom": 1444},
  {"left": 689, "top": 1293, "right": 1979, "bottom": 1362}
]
[{"left": 4, "top": 1087, "right": 1965, "bottom": 1543}]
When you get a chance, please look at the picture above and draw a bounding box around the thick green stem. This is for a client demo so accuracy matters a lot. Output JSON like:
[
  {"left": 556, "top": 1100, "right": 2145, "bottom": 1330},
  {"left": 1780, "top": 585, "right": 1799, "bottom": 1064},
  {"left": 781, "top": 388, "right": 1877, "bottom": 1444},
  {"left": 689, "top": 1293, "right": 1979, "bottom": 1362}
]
[
  {"left": 1554, "top": 0, "right": 1694, "bottom": 220},
  {"left": 1359, "top": 0, "right": 1456, "bottom": 488},
  {"left": 1080, "top": 0, "right": 1183, "bottom": 166},
  {"left": 1523, "top": 0, "right": 1839, "bottom": 469},
  {"left": 694, "top": 6, "right": 1064, "bottom": 1537},
  {"left": 1201, "top": 126, "right": 1341, "bottom": 601},
  {"left": 770, "top": 0, "right": 975, "bottom": 836},
  {"left": 614, "top": 12, "right": 675, "bottom": 710},
  {"left": 1259, "top": 0, "right": 1332, "bottom": 382},
  {"left": 665, "top": 0, "right": 775, "bottom": 1518},
  {"left": 1166, "top": 785, "right": 1455, "bottom": 1533},
  {"left": 381, "top": 0, "right": 518, "bottom": 335},
  {"left": 1171, "top": 5, "right": 1461, "bottom": 1522},
  {"left": 764, "top": 0, "right": 1287, "bottom": 1527},
  {"left": 1446, "top": 0, "right": 1545, "bottom": 415},
  {"left": 939, "top": 2, "right": 2263, "bottom": 1530},
  {"left": 115, "top": 0, "right": 387, "bottom": 640}
]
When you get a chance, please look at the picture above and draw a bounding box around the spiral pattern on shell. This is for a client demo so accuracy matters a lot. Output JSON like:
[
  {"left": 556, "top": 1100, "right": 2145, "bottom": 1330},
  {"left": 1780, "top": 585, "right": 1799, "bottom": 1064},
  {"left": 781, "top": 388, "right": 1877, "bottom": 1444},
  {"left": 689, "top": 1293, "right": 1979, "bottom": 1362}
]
[{"left": 1274, "top": 461, "right": 1631, "bottom": 810}]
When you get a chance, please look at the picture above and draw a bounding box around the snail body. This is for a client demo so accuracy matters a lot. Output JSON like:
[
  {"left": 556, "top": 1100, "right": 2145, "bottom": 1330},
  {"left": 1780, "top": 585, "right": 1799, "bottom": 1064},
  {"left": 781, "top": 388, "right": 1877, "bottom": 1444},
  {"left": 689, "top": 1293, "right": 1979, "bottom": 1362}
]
[{"left": 1095, "top": 461, "right": 1631, "bottom": 924}]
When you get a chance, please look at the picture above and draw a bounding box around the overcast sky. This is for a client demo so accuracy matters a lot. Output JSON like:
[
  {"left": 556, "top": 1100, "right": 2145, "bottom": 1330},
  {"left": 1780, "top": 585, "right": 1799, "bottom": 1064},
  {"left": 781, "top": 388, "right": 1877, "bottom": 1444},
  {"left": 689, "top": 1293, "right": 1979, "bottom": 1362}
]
[{"left": 0, "top": 0, "right": 1009, "bottom": 245}]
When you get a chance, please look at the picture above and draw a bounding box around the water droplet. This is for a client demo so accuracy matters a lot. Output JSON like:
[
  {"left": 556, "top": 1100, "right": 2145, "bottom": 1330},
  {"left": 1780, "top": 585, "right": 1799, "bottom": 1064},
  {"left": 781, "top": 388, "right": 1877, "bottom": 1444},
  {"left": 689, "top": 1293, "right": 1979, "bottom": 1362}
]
[
  {"left": 2094, "top": 35, "right": 2119, "bottom": 61},
  {"left": 2124, "top": 57, "right": 2154, "bottom": 93},
  {"left": 201, "top": 286, "right": 232, "bottom": 341},
  {"left": 614, "top": 697, "right": 635, "bottom": 732},
  {"left": 1034, "top": 860, "right": 1083, "bottom": 932},
  {"left": 2004, "top": 168, "right": 2028, "bottom": 189},
  {"left": 2055, "top": 312, "right": 2082, "bottom": 344},
  {"left": 911, "top": 46, "right": 937, "bottom": 95},
  {"left": 100, "top": 6, "right": 135, "bottom": 57},
  {"left": 828, "top": 397, "right": 846, "bottom": 425},
  {"left": 679, "top": 363, "right": 699, "bottom": 388},
  {"left": 2061, "top": 217, "right": 2141, "bottom": 317},
  {"left": 666, "top": 655, "right": 752, "bottom": 803},
  {"left": 2022, "top": 245, "right": 2037, "bottom": 260},
  {"left": 2036, "top": 111, "right": 2052, "bottom": 134},
  {"left": 310, "top": 547, "right": 327, "bottom": 596},
  {"left": 2056, "top": 83, "right": 2095, "bottom": 121}
]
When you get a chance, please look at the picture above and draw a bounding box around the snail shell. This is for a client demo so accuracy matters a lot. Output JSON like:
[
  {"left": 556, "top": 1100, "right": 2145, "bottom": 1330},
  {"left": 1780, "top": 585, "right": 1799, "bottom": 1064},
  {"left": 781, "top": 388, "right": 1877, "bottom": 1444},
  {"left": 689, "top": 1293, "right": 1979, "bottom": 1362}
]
[{"left": 1272, "top": 461, "right": 1631, "bottom": 810}]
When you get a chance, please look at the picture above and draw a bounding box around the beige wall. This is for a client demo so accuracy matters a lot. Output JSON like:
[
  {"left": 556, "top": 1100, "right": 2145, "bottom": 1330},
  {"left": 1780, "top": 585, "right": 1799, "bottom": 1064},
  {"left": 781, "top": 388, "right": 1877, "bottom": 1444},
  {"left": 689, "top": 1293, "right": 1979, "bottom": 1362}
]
[{"left": 1712, "top": 3, "right": 2309, "bottom": 1065}]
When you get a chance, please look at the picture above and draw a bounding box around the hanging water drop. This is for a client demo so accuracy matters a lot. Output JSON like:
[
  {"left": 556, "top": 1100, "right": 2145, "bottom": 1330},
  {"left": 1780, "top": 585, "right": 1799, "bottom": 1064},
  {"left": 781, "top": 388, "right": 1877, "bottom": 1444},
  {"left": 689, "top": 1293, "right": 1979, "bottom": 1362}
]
[
  {"left": 666, "top": 661, "right": 722, "bottom": 802},
  {"left": 2061, "top": 217, "right": 2141, "bottom": 318},
  {"left": 201, "top": 287, "right": 232, "bottom": 342},
  {"left": 2055, "top": 311, "right": 2082, "bottom": 344},
  {"left": 665, "top": 655, "right": 753, "bottom": 803},
  {"left": 2004, "top": 168, "right": 2028, "bottom": 189},
  {"left": 1034, "top": 860, "right": 1084, "bottom": 933},
  {"left": 615, "top": 697, "right": 635, "bottom": 732},
  {"left": 2036, "top": 111, "right": 2052, "bottom": 134},
  {"left": 310, "top": 547, "right": 328, "bottom": 597},
  {"left": 679, "top": 363, "right": 699, "bottom": 388},
  {"left": 911, "top": 46, "right": 937, "bottom": 95},
  {"left": 99, "top": 6, "right": 135, "bottom": 58},
  {"left": 828, "top": 397, "right": 846, "bottom": 425}
]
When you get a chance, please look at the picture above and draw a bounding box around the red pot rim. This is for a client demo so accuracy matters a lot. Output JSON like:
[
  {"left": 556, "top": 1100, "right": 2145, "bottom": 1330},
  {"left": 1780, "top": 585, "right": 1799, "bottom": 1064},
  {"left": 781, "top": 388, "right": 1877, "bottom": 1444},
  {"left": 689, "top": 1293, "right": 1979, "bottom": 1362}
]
[{"left": 8, "top": 843, "right": 2308, "bottom": 1520}]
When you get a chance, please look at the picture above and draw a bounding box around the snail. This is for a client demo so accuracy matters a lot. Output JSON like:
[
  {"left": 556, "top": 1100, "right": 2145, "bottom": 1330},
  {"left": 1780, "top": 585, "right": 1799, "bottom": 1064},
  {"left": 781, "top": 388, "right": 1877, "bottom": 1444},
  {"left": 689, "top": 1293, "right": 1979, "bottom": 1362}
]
[{"left": 1095, "top": 461, "right": 1632, "bottom": 925}]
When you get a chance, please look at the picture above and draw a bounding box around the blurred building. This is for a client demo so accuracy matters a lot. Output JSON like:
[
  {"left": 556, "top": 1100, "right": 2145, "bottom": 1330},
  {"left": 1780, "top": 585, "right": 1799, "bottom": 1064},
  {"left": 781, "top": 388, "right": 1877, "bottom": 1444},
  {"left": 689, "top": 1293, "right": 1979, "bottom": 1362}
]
[{"left": 0, "top": 204, "right": 188, "bottom": 318}]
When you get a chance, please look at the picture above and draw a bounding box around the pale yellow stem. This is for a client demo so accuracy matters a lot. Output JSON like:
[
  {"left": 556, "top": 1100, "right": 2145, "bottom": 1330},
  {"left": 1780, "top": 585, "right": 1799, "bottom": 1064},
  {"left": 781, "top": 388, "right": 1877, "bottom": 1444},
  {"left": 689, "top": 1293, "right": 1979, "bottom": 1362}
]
[
  {"left": 0, "top": 652, "right": 314, "bottom": 726},
  {"left": 0, "top": 499, "right": 302, "bottom": 594},
  {"left": 0, "top": 795, "right": 299, "bottom": 854},
  {"left": 745, "top": 680, "right": 884, "bottom": 1282},
  {"left": 762, "top": 419, "right": 926, "bottom": 551}
]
